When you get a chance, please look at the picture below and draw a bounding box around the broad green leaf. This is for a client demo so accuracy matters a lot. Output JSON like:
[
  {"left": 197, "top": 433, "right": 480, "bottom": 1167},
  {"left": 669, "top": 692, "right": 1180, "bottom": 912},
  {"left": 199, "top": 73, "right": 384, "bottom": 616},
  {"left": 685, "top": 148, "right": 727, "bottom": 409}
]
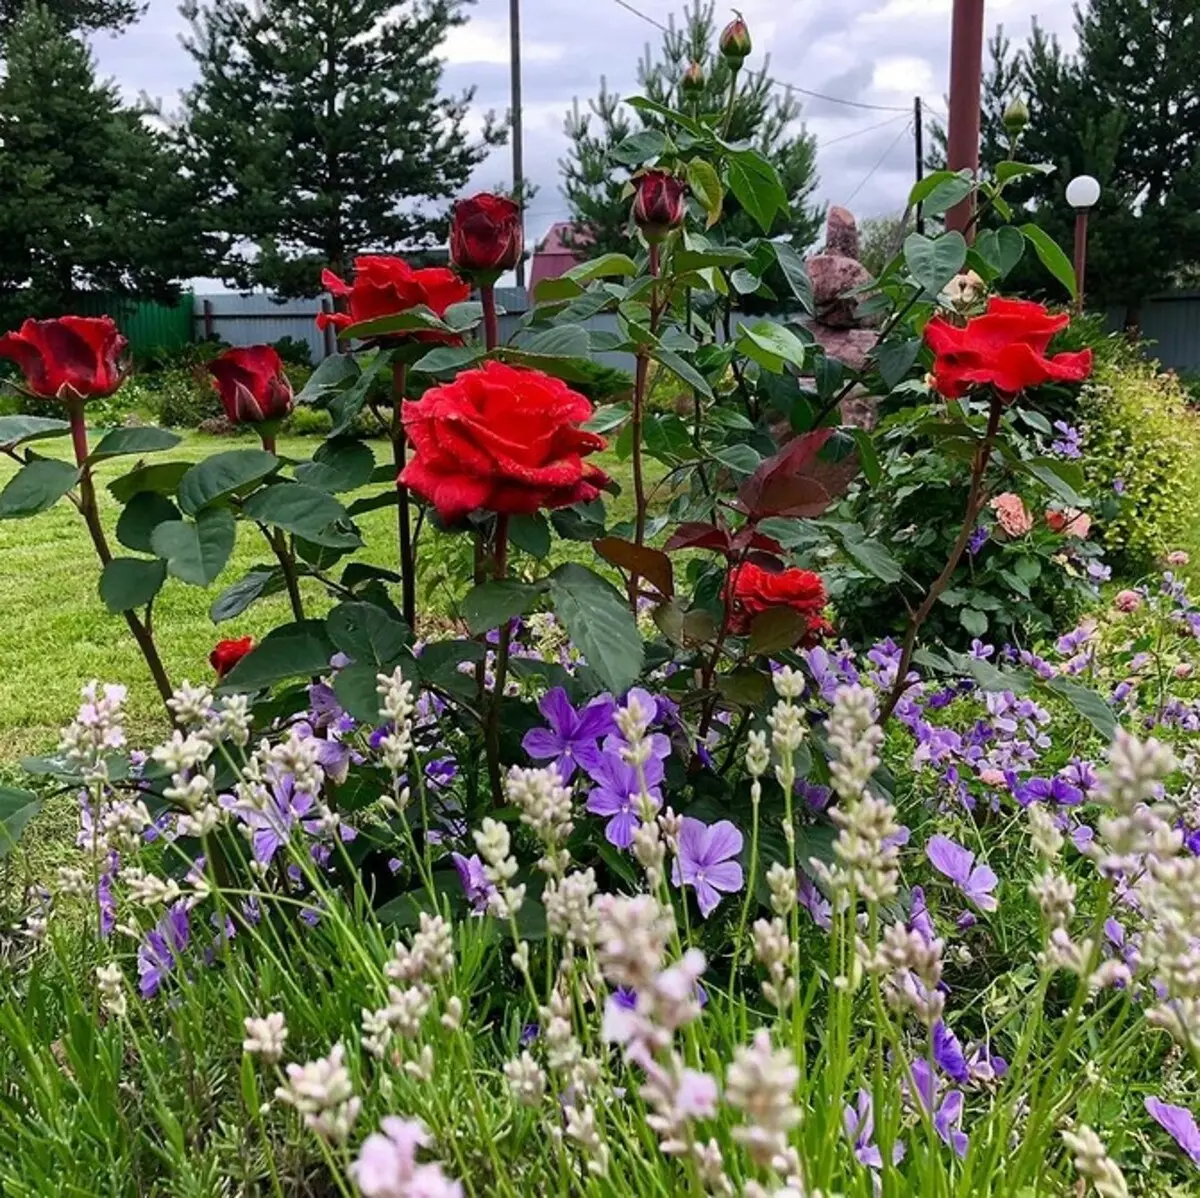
[
  {"left": 611, "top": 129, "right": 669, "bottom": 166},
  {"left": 89, "top": 426, "right": 181, "bottom": 461},
  {"left": 731, "top": 268, "right": 760, "bottom": 294},
  {"left": 210, "top": 566, "right": 285, "bottom": 623},
  {"left": 652, "top": 347, "right": 714, "bottom": 399},
  {"left": 533, "top": 276, "right": 584, "bottom": 304},
  {"left": 908, "top": 169, "right": 972, "bottom": 209},
  {"left": 0, "top": 415, "right": 71, "bottom": 448},
  {"left": 330, "top": 350, "right": 391, "bottom": 437},
  {"left": 686, "top": 158, "right": 724, "bottom": 228},
  {"left": 296, "top": 353, "right": 360, "bottom": 405},
  {"left": 850, "top": 429, "right": 882, "bottom": 487},
  {"left": 523, "top": 324, "right": 591, "bottom": 357},
  {"left": 1044, "top": 676, "right": 1116, "bottom": 740},
  {"left": 108, "top": 460, "right": 191, "bottom": 504},
  {"left": 294, "top": 438, "right": 376, "bottom": 493},
  {"left": 748, "top": 608, "right": 810, "bottom": 655},
  {"left": 341, "top": 306, "right": 450, "bottom": 340},
  {"left": 463, "top": 580, "right": 543, "bottom": 636},
  {"left": 411, "top": 345, "right": 484, "bottom": 375},
  {"left": 1025, "top": 457, "right": 1087, "bottom": 506},
  {"left": 326, "top": 601, "right": 411, "bottom": 667},
  {"left": 872, "top": 338, "right": 922, "bottom": 391},
  {"left": 919, "top": 174, "right": 974, "bottom": 217},
  {"left": 333, "top": 662, "right": 390, "bottom": 723},
  {"left": 711, "top": 444, "right": 762, "bottom": 475},
  {"left": 1020, "top": 223, "right": 1078, "bottom": 299},
  {"left": 584, "top": 403, "right": 632, "bottom": 433},
  {"left": 727, "top": 149, "right": 788, "bottom": 235},
  {"left": 443, "top": 301, "right": 484, "bottom": 332},
  {"left": 547, "top": 563, "right": 643, "bottom": 694},
  {"left": 116, "top": 491, "right": 181, "bottom": 554},
  {"left": 769, "top": 242, "right": 814, "bottom": 315},
  {"left": 843, "top": 535, "right": 902, "bottom": 582},
  {"left": 509, "top": 512, "right": 551, "bottom": 559},
  {"left": 0, "top": 459, "right": 78, "bottom": 518},
  {"left": 551, "top": 499, "right": 607, "bottom": 541},
  {"left": 151, "top": 507, "right": 236, "bottom": 586},
  {"left": 221, "top": 620, "right": 336, "bottom": 690},
  {"left": 975, "top": 226, "right": 1026, "bottom": 279},
  {"left": 565, "top": 253, "right": 639, "bottom": 283},
  {"left": 241, "top": 481, "right": 351, "bottom": 543},
  {"left": 0, "top": 786, "right": 41, "bottom": 859},
  {"left": 98, "top": 557, "right": 167, "bottom": 613},
  {"left": 736, "top": 320, "right": 807, "bottom": 373},
  {"left": 960, "top": 607, "right": 988, "bottom": 636},
  {"left": 177, "top": 449, "right": 278, "bottom": 515},
  {"left": 996, "top": 160, "right": 1054, "bottom": 183},
  {"left": 904, "top": 231, "right": 968, "bottom": 296}
]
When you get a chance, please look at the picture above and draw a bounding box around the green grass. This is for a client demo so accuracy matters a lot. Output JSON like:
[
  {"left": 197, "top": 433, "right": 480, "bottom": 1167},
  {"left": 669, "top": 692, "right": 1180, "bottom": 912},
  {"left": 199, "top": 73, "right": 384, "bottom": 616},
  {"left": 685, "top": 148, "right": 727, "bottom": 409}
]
[{"left": 0, "top": 430, "right": 649, "bottom": 761}]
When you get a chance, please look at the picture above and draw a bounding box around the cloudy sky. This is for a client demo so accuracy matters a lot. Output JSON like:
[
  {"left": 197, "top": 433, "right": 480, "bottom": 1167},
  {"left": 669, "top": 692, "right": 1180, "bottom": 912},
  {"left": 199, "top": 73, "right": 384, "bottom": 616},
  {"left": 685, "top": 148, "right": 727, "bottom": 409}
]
[{"left": 92, "top": 0, "right": 1078, "bottom": 249}]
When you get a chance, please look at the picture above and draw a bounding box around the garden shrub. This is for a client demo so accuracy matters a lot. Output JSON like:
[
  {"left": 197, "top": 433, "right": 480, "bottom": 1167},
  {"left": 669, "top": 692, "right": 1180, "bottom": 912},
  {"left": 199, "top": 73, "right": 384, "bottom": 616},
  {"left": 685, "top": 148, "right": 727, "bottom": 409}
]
[
  {"left": 1081, "top": 355, "right": 1200, "bottom": 570},
  {"left": 283, "top": 402, "right": 334, "bottom": 436},
  {"left": 148, "top": 364, "right": 223, "bottom": 427}
]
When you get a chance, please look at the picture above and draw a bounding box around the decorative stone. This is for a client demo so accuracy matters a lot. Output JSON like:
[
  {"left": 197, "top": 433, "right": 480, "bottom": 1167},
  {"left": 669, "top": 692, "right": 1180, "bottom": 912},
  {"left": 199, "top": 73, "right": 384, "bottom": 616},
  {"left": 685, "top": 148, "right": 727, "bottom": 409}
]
[
  {"left": 807, "top": 253, "right": 874, "bottom": 329},
  {"left": 824, "top": 205, "right": 861, "bottom": 260}
]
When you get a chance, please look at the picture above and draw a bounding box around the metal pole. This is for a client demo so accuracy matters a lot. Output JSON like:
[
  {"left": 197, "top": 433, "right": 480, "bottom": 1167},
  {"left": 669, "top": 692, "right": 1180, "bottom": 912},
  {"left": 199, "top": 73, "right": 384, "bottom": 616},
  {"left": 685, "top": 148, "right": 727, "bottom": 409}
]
[
  {"left": 509, "top": 0, "right": 526, "bottom": 287},
  {"left": 1073, "top": 209, "right": 1089, "bottom": 314},
  {"left": 913, "top": 96, "right": 925, "bottom": 236},
  {"left": 945, "top": 0, "right": 985, "bottom": 240}
]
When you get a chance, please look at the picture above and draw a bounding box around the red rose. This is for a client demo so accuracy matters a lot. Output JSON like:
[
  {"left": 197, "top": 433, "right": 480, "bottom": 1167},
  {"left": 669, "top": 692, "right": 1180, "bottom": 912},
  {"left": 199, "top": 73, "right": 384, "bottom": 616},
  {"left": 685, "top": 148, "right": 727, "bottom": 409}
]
[
  {"left": 207, "top": 346, "right": 294, "bottom": 424},
  {"left": 317, "top": 255, "right": 471, "bottom": 343},
  {"left": 727, "top": 562, "right": 831, "bottom": 645},
  {"left": 924, "top": 297, "right": 1093, "bottom": 400},
  {"left": 399, "top": 360, "right": 610, "bottom": 522},
  {"left": 450, "top": 193, "right": 524, "bottom": 279},
  {"left": 0, "top": 316, "right": 128, "bottom": 402},
  {"left": 210, "top": 636, "right": 254, "bottom": 679},
  {"left": 632, "top": 171, "right": 688, "bottom": 243}
]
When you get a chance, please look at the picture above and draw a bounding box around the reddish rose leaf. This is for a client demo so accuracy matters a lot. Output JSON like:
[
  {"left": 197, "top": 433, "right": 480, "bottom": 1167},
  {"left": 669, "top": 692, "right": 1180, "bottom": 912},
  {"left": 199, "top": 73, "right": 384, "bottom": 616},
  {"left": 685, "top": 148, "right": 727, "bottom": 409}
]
[
  {"left": 593, "top": 536, "right": 675, "bottom": 598},
  {"left": 736, "top": 428, "right": 832, "bottom": 518},
  {"left": 663, "top": 522, "right": 732, "bottom": 555},
  {"left": 736, "top": 429, "right": 860, "bottom": 519}
]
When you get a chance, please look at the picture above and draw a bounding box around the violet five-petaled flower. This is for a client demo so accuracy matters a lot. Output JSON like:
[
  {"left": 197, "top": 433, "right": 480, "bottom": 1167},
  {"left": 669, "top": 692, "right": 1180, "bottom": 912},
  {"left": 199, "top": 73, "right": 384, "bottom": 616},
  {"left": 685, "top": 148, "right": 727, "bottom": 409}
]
[
  {"left": 586, "top": 751, "right": 665, "bottom": 849},
  {"left": 521, "top": 687, "right": 615, "bottom": 781},
  {"left": 844, "top": 1089, "right": 905, "bottom": 1169},
  {"left": 450, "top": 852, "right": 494, "bottom": 914},
  {"left": 670, "top": 817, "right": 744, "bottom": 918},
  {"left": 1145, "top": 1097, "right": 1200, "bottom": 1167},
  {"left": 926, "top": 834, "right": 998, "bottom": 913},
  {"left": 137, "top": 901, "right": 191, "bottom": 998}
]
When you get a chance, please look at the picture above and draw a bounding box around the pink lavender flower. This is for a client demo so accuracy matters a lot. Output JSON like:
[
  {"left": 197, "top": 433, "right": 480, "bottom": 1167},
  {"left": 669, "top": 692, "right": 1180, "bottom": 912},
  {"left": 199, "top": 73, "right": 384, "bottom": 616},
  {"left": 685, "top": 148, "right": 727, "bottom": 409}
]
[
  {"left": 671, "top": 818, "right": 744, "bottom": 918},
  {"left": 352, "top": 1116, "right": 462, "bottom": 1197},
  {"left": 521, "top": 687, "right": 615, "bottom": 781},
  {"left": 844, "top": 1089, "right": 904, "bottom": 1168},
  {"left": 926, "top": 835, "right": 998, "bottom": 912},
  {"left": 137, "top": 901, "right": 190, "bottom": 998},
  {"left": 1145, "top": 1097, "right": 1200, "bottom": 1167},
  {"left": 586, "top": 751, "right": 665, "bottom": 849}
]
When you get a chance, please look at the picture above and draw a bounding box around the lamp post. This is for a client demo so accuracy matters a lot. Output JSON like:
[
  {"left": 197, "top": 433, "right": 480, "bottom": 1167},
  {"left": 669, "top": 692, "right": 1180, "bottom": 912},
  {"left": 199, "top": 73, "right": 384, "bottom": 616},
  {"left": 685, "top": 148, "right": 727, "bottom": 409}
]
[{"left": 1066, "top": 174, "right": 1101, "bottom": 313}]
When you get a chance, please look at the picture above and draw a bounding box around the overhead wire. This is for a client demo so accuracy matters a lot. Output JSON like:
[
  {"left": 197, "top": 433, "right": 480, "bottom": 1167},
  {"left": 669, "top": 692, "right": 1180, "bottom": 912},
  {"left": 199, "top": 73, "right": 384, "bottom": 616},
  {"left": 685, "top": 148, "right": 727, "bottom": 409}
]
[{"left": 842, "top": 118, "right": 913, "bottom": 205}]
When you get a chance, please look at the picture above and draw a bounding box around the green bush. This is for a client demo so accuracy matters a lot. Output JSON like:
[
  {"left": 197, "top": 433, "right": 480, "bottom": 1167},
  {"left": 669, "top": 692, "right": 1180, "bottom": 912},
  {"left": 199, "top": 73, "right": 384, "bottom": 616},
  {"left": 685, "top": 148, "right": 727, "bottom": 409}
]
[
  {"left": 270, "top": 334, "right": 314, "bottom": 367},
  {"left": 1081, "top": 356, "right": 1200, "bottom": 570},
  {"left": 148, "top": 366, "right": 222, "bottom": 428},
  {"left": 283, "top": 403, "right": 333, "bottom": 436}
]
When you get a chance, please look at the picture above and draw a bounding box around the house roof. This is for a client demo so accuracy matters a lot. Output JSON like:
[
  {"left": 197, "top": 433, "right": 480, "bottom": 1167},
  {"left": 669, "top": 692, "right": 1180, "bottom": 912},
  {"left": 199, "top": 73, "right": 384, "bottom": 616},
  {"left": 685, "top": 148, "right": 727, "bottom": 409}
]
[{"left": 529, "top": 221, "right": 591, "bottom": 290}]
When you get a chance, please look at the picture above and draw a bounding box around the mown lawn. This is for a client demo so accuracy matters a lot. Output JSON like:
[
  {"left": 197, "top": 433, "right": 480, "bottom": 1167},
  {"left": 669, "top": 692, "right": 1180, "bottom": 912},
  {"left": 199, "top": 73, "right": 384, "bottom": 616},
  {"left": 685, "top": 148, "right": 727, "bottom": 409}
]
[{"left": 0, "top": 430, "right": 650, "bottom": 761}]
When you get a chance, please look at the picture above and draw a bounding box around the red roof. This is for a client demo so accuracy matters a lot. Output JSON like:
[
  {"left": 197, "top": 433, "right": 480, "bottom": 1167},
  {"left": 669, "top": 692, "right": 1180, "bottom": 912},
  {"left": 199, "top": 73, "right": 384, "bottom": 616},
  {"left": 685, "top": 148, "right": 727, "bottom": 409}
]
[{"left": 529, "top": 221, "right": 591, "bottom": 290}]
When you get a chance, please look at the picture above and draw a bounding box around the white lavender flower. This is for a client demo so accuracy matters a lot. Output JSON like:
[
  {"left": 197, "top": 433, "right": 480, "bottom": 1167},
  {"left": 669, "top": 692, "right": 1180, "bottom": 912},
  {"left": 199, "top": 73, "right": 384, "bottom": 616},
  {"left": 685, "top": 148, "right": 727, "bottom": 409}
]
[
  {"left": 275, "top": 1042, "right": 360, "bottom": 1143},
  {"left": 544, "top": 869, "right": 598, "bottom": 944},
  {"left": 1061, "top": 1125, "right": 1128, "bottom": 1197},
  {"left": 593, "top": 893, "right": 672, "bottom": 991},
  {"left": 96, "top": 962, "right": 126, "bottom": 1018},
  {"left": 473, "top": 818, "right": 525, "bottom": 917},
  {"left": 59, "top": 681, "right": 127, "bottom": 783},
  {"left": 166, "top": 680, "right": 214, "bottom": 728},
  {"left": 506, "top": 765, "right": 574, "bottom": 875},
  {"left": 504, "top": 1051, "right": 547, "bottom": 1107},
  {"left": 243, "top": 1012, "right": 288, "bottom": 1062},
  {"left": 726, "top": 1029, "right": 801, "bottom": 1168},
  {"left": 386, "top": 913, "right": 454, "bottom": 984}
]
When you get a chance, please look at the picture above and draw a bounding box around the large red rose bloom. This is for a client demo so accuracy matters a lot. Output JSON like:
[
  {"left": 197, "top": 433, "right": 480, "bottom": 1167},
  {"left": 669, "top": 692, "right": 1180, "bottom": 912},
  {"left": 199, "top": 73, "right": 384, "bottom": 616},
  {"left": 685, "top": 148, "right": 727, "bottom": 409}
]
[
  {"left": 399, "top": 361, "right": 610, "bottom": 522},
  {"left": 0, "top": 315, "right": 128, "bottom": 401},
  {"left": 924, "top": 297, "right": 1093, "bottom": 400},
  {"left": 317, "top": 256, "right": 471, "bottom": 343},
  {"left": 727, "top": 562, "right": 831, "bottom": 645}
]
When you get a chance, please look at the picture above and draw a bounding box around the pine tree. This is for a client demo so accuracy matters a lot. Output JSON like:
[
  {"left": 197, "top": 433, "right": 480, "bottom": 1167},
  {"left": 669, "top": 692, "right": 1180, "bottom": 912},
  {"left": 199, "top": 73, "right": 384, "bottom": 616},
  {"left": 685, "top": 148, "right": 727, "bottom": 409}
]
[
  {"left": 560, "top": 1, "right": 821, "bottom": 257},
  {"left": 0, "top": 0, "right": 141, "bottom": 42},
  {"left": 179, "top": 0, "right": 503, "bottom": 295},
  {"left": 0, "top": 3, "right": 205, "bottom": 323}
]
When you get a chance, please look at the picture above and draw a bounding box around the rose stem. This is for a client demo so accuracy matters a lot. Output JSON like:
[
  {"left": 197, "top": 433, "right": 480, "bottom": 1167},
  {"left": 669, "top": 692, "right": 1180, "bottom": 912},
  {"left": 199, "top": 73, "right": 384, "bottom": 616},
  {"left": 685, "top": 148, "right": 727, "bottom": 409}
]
[
  {"left": 252, "top": 430, "right": 304, "bottom": 620},
  {"left": 877, "top": 392, "right": 1005, "bottom": 726},
  {"left": 391, "top": 360, "right": 417, "bottom": 628},
  {"left": 627, "top": 241, "right": 660, "bottom": 612},
  {"left": 485, "top": 515, "right": 511, "bottom": 805},
  {"left": 66, "top": 399, "right": 175, "bottom": 711},
  {"left": 260, "top": 433, "right": 277, "bottom": 455},
  {"left": 474, "top": 283, "right": 503, "bottom": 704}
]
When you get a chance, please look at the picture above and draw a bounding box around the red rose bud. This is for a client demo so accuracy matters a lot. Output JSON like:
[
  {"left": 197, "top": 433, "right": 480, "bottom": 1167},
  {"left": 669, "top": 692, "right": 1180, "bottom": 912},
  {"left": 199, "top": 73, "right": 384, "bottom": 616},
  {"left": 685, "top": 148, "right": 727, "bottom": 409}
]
[
  {"left": 317, "top": 255, "right": 471, "bottom": 343},
  {"left": 210, "top": 636, "right": 254, "bottom": 680},
  {"left": 681, "top": 61, "right": 706, "bottom": 99},
  {"left": 207, "top": 346, "right": 294, "bottom": 424},
  {"left": 450, "top": 192, "right": 524, "bottom": 280},
  {"left": 631, "top": 171, "right": 688, "bottom": 243},
  {"left": 0, "top": 315, "right": 128, "bottom": 402},
  {"left": 719, "top": 15, "right": 751, "bottom": 64}
]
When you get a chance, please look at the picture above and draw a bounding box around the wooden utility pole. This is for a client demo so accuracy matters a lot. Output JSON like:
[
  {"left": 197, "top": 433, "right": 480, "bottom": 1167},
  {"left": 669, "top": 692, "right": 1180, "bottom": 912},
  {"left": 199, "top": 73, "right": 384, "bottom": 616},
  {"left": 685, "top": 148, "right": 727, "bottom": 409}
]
[
  {"left": 509, "top": 0, "right": 526, "bottom": 286},
  {"left": 945, "top": 0, "right": 985, "bottom": 240},
  {"left": 913, "top": 96, "right": 925, "bottom": 235}
]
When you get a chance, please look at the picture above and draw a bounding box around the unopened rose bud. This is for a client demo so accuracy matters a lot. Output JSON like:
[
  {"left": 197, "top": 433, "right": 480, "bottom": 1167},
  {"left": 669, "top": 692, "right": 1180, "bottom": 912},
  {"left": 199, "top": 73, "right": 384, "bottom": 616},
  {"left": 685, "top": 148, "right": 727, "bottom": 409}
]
[
  {"left": 719, "top": 14, "right": 751, "bottom": 65},
  {"left": 1003, "top": 96, "right": 1030, "bottom": 136},
  {"left": 207, "top": 346, "right": 293, "bottom": 425},
  {"left": 680, "top": 61, "right": 705, "bottom": 99},
  {"left": 450, "top": 192, "right": 523, "bottom": 282},
  {"left": 631, "top": 170, "right": 688, "bottom": 242}
]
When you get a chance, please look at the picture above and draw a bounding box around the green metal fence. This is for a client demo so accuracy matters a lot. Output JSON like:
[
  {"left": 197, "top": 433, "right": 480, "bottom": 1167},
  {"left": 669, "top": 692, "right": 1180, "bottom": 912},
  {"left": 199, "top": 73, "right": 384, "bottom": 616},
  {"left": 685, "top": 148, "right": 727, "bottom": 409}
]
[{"left": 65, "top": 293, "right": 195, "bottom": 357}]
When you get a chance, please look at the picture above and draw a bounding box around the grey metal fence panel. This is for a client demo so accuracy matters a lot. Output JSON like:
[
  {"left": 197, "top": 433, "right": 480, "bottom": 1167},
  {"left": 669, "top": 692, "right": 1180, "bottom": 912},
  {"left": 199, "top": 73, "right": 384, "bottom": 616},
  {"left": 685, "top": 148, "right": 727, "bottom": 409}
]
[
  {"left": 1106, "top": 292, "right": 1200, "bottom": 374},
  {"left": 194, "top": 293, "right": 329, "bottom": 365}
]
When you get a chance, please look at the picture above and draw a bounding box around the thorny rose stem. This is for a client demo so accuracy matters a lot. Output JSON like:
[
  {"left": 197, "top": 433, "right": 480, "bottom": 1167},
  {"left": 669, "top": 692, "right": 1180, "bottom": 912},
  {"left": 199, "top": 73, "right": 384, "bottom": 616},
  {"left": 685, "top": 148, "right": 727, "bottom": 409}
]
[
  {"left": 391, "top": 360, "right": 417, "bottom": 627},
  {"left": 878, "top": 393, "right": 1006, "bottom": 725},
  {"left": 67, "top": 399, "right": 175, "bottom": 711},
  {"left": 628, "top": 241, "right": 661, "bottom": 611},
  {"left": 485, "top": 514, "right": 511, "bottom": 804}
]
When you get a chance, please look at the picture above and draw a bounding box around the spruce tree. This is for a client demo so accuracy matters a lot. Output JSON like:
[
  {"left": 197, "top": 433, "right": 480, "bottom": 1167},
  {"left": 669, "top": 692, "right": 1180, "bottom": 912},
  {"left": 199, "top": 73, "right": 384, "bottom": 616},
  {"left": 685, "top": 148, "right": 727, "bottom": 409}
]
[
  {"left": 0, "top": 3, "right": 204, "bottom": 323},
  {"left": 560, "top": 1, "right": 821, "bottom": 257},
  {"left": 179, "top": 0, "right": 503, "bottom": 295},
  {"left": 0, "top": 0, "right": 141, "bottom": 42}
]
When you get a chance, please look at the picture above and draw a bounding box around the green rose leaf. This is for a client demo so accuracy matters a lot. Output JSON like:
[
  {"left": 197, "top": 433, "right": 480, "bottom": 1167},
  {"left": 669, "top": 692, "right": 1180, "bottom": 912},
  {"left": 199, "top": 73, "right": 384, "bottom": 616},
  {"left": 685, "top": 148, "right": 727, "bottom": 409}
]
[
  {"left": 653, "top": 347, "right": 714, "bottom": 399},
  {"left": 151, "top": 507, "right": 237, "bottom": 586},
  {"left": 735, "top": 320, "right": 807, "bottom": 373},
  {"left": 748, "top": 608, "right": 811, "bottom": 656},
  {"left": 89, "top": 426, "right": 181, "bottom": 462},
  {"left": 108, "top": 460, "right": 192, "bottom": 504},
  {"left": 210, "top": 566, "right": 286, "bottom": 623},
  {"left": 769, "top": 242, "right": 814, "bottom": 315},
  {"left": 326, "top": 601, "right": 411, "bottom": 668},
  {"left": 0, "top": 415, "right": 71, "bottom": 449},
  {"left": 241, "top": 481, "right": 352, "bottom": 542},
  {"left": 0, "top": 458, "right": 78, "bottom": 519},
  {"left": 296, "top": 352, "right": 360, "bottom": 405},
  {"left": 508, "top": 512, "right": 551, "bottom": 559},
  {"left": 116, "top": 491, "right": 181, "bottom": 554},
  {"left": 411, "top": 345, "right": 485, "bottom": 376},
  {"left": 1044, "top": 676, "right": 1117, "bottom": 741},
  {"left": 904, "top": 231, "right": 968, "bottom": 296},
  {"left": 294, "top": 438, "right": 376, "bottom": 493},
  {"left": 340, "top": 306, "right": 450, "bottom": 341},
  {"left": 919, "top": 174, "right": 974, "bottom": 217},
  {"left": 565, "top": 253, "right": 639, "bottom": 283},
  {"left": 0, "top": 785, "right": 42, "bottom": 859},
  {"left": 221, "top": 619, "right": 336, "bottom": 691},
  {"left": 1020, "top": 223, "right": 1078, "bottom": 299},
  {"left": 547, "top": 563, "right": 643, "bottom": 695},
  {"left": 686, "top": 158, "right": 724, "bottom": 228},
  {"left": 727, "top": 149, "right": 788, "bottom": 235},
  {"left": 99, "top": 557, "right": 168, "bottom": 613},
  {"left": 177, "top": 449, "right": 278, "bottom": 515},
  {"left": 463, "top": 580, "right": 544, "bottom": 636},
  {"left": 975, "top": 226, "right": 1025, "bottom": 279}
]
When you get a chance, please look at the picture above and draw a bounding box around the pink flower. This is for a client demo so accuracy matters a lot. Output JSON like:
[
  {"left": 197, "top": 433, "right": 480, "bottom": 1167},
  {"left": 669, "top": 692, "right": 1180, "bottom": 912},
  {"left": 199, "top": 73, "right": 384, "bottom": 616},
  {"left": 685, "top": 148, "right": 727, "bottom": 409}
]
[
  {"left": 1114, "top": 590, "right": 1143, "bottom": 613},
  {"left": 1168, "top": 550, "right": 1191, "bottom": 567},
  {"left": 352, "top": 1117, "right": 462, "bottom": 1198},
  {"left": 1176, "top": 663, "right": 1193, "bottom": 680},
  {"left": 1045, "top": 507, "right": 1091, "bottom": 539},
  {"left": 989, "top": 493, "right": 1032, "bottom": 538},
  {"left": 978, "top": 768, "right": 1007, "bottom": 787}
]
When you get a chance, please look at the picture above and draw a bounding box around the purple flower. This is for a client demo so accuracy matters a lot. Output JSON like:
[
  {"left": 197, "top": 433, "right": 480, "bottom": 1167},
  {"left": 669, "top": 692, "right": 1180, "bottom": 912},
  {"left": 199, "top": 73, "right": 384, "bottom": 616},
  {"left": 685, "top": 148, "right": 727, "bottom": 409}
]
[
  {"left": 137, "top": 901, "right": 190, "bottom": 998},
  {"left": 969, "top": 639, "right": 995, "bottom": 660},
  {"left": 926, "top": 835, "right": 998, "bottom": 912},
  {"left": 586, "top": 752, "right": 664, "bottom": 849},
  {"left": 797, "top": 780, "right": 832, "bottom": 813},
  {"left": 522, "top": 688, "right": 615, "bottom": 781},
  {"left": 1113, "top": 477, "right": 1125, "bottom": 495},
  {"left": 1013, "top": 774, "right": 1084, "bottom": 808},
  {"left": 97, "top": 871, "right": 115, "bottom": 938},
  {"left": 1051, "top": 420, "right": 1083, "bottom": 459},
  {"left": 236, "top": 775, "right": 321, "bottom": 866},
  {"left": 1145, "top": 1097, "right": 1200, "bottom": 1167},
  {"left": 933, "top": 1021, "right": 969, "bottom": 1083},
  {"left": 844, "top": 1089, "right": 904, "bottom": 1169},
  {"left": 967, "top": 525, "right": 990, "bottom": 556},
  {"left": 909, "top": 885, "right": 936, "bottom": 944},
  {"left": 671, "top": 818, "right": 744, "bottom": 918},
  {"left": 966, "top": 1043, "right": 1008, "bottom": 1084},
  {"left": 450, "top": 852, "right": 494, "bottom": 914},
  {"left": 933, "top": 1089, "right": 969, "bottom": 1158},
  {"left": 798, "top": 874, "right": 832, "bottom": 931}
]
